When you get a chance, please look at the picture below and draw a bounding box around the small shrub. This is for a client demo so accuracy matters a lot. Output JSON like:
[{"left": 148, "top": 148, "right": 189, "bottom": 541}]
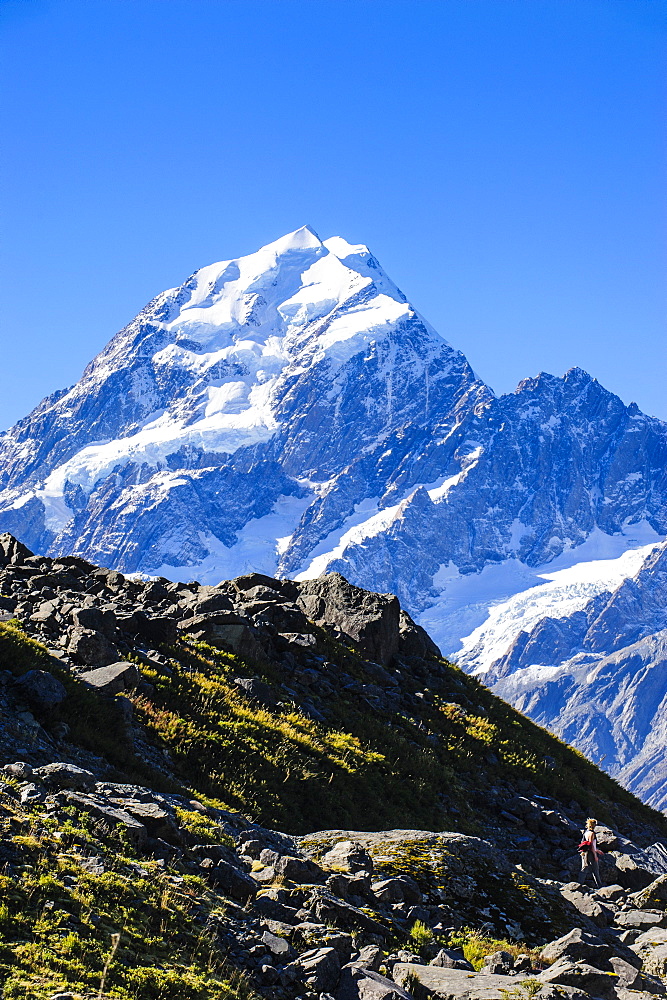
[{"left": 410, "top": 919, "right": 433, "bottom": 948}]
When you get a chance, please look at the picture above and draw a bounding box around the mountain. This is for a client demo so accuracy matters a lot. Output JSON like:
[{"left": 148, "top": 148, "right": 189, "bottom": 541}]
[
  {"left": 1, "top": 226, "right": 666, "bottom": 807},
  {"left": 3, "top": 530, "right": 667, "bottom": 999},
  {"left": 483, "top": 541, "right": 667, "bottom": 809}
]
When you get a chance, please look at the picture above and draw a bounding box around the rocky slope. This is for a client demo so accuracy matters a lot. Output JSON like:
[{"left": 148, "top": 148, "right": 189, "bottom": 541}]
[
  {"left": 1, "top": 227, "right": 666, "bottom": 807},
  {"left": 2, "top": 531, "right": 667, "bottom": 1000}
]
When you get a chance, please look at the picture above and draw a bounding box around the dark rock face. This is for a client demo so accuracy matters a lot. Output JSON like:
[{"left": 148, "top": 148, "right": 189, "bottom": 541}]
[
  {"left": 296, "top": 574, "right": 403, "bottom": 666},
  {"left": 13, "top": 669, "right": 67, "bottom": 709}
]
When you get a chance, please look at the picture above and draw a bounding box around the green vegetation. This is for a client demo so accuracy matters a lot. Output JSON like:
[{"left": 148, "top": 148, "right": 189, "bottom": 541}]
[
  {"left": 0, "top": 801, "right": 258, "bottom": 1000},
  {"left": 444, "top": 928, "right": 545, "bottom": 971},
  {"left": 0, "top": 621, "right": 173, "bottom": 791},
  {"left": 409, "top": 919, "right": 434, "bottom": 948},
  {"left": 2, "top": 618, "right": 663, "bottom": 840}
]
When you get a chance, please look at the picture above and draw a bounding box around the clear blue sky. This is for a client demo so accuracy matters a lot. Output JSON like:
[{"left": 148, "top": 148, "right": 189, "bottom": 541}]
[{"left": 1, "top": 0, "right": 665, "bottom": 429}]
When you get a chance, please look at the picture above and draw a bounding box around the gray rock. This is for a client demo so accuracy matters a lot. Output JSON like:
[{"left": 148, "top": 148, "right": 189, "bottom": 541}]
[
  {"left": 372, "top": 877, "right": 422, "bottom": 905},
  {"left": 112, "top": 800, "right": 181, "bottom": 843},
  {"left": 560, "top": 884, "right": 613, "bottom": 926},
  {"left": 609, "top": 957, "right": 642, "bottom": 989},
  {"left": 61, "top": 792, "right": 147, "bottom": 847},
  {"left": 261, "top": 929, "right": 291, "bottom": 957},
  {"left": 19, "top": 782, "right": 46, "bottom": 804},
  {"left": 615, "top": 910, "right": 667, "bottom": 931},
  {"left": 540, "top": 927, "right": 614, "bottom": 966},
  {"left": 72, "top": 606, "right": 116, "bottom": 633},
  {"left": 320, "top": 840, "right": 374, "bottom": 874},
  {"left": 480, "top": 950, "right": 514, "bottom": 975},
  {"left": 429, "top": 948, "right": 474, "bottom": 971},
  {"left": 33, "top": 763, "right": 95, "bottom": 791},
  {"left": 632, "top": 928, "right": 667, "bottom": 951},
  {"left": 79, "top": 661, "right": 140, "bottom": 694},
  {"left": 0, "top": 533, "right": 32, "bottom": 566},
  {"left": 308, "top": 888, "right": 387, "bottom": 935},
  {"left": 597, "top": 884, "right": 627, "bottom": 902},
  {"left": 337, "top": 966, "right": 411, "bottom": 1000},
  {"left": 296, "top": 575, "right": 401, "bottom": 667},
  {"left": 232, "top": 676, "right": 278, "bottom": 708},
  {"left": 274, "top": 854, "right": 324, "bottom": 884},
  {"left": 392, "top": 964, "right": 532, "bottom": 1000},
  {"left": 203, "top": 859, "right": 258, "bottom": 903},
  {"left": 356, "top": 945, "right": 382, "bottom": 972},
  {"left": 294, "top": 946, "right": 341, "bottom": 992},
  {"left": 641, "top": 944, "right": 667, "bottom": 978},
  {"left": 631, "top": 875, "right": 667, "bottom": 909},
  {"left": 67, "top": 627, "right": 118, "bottom": 666},
  {"left": 13, "top": 669, "right": 67, "bottom": 709},
  {"left": 538, "top": 958, "right": 619, "bottom": 995},
  {"left": 3, "top": 761, "right": 33, "bottom": 779},
  {"left": 611, "top": 854, "right": 656, "bottom": 892}
]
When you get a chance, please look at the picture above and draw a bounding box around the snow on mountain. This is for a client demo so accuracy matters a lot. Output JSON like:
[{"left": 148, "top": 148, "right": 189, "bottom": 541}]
[
  {"left": 1, "top": 226, "right": 667, "bottom": 806},
  {"left": 0, "top": 226, "right": 487, "bottom": 576},
  {"left": 487, "top": 540, "right": 667, "bottom": 808}
]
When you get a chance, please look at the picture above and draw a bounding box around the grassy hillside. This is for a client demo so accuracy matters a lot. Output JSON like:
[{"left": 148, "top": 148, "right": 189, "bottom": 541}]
[{"left": 1, "top": 619, "right": 662, "bottom": 840}]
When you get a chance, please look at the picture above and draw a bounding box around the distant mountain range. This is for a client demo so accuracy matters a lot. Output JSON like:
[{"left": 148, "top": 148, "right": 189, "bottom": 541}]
[{"left": 1, "top": 226, "right": 665, "bottom": 806}]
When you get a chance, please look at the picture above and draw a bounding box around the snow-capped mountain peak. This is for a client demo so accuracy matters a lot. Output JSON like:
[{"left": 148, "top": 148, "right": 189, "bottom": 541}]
[{"left": 1, "top": 227, "right": 666, "bottom": 808}]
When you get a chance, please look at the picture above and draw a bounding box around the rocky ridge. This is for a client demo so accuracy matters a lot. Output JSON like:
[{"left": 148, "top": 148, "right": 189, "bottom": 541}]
[{"left": 2, "top": 532, "right": 667, "bottom": 999}]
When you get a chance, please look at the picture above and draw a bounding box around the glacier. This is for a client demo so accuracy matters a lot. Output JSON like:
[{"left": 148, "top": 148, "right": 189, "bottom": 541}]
[{"left": 1, "top": 225, "right": 666, "bottom": 807}]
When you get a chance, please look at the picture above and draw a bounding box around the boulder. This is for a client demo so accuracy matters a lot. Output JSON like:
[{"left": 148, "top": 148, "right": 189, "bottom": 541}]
[
  {"left": 294, "top": 946, "right": 341, "bottom": 992},
  {"left": 597, "top": 884, "right": 627, "bottom": 902},
  {"left": 80, "top": 661, "right": 140, "bottom": 695},
  {"left": 205, "top": 860, "right": 257, "bottom": 903},
  {"left": 296, "top": 574, "right": 401, "bottom": 666},
  {"left": 321, "top": 840, "right": 374, "bottom": 875},
  {"left": 252, "top": 895, "right": 300, "bottom": 924},
  {"left": 33, "top": 763, "right": 95, "bottom": 791},
  {"left": 560, "top": 884, "right": 613, "bottom": 926},
  {"left": 114, "top": 800, "right": 181, "bottom": 843},
  {"left": 307, "top": 888, "right": 387, "bottom": 935},
  {"left": 337, "top": 966, "right": 413, "bottom": 1000},
  {"left": 62, "top": 792, "right": 147, "bottom": 847},
  {"left": 538, "top": 958, "right": 619, "bottom": 995},
  {"left": 615, "top": 910, "right": 667, "bottom": 931},
  {"left": 632, "top": 928, "right": 667, "bottom": 951},
  {"left": 0, "top": 533, "right": 32, "bottom": 566},
  {"left": 595, "top": 825, "right": 621, "bottom": 850},
  {"left": 609, "top": 957, "right": 642, "bottom": 989},
  {"left": 610, "top": 854, "right": 656, "bottom": 891},
  {"left": 398, "top": 610, "right": 441, "bottom": 659},
  {"left": 2, "top": 761, "right": 33, "bottom": 779},
  {"left": 392, "top": 964, "right": 538, "bottom": 1000},
  {"left": 274, "top": 854, "right": 324, "bottom": 884},
  {"left": 372, "top": 877, "right": 422, "bottom": 905},
  {"left": 72, "top": 606, "right": 116, "bottom": 634},
  {"left": 540, "top": 927, "right": 614, "bottom": 966},
  {"left": 13, "top": 670, "right": 67, "bottom": 709},
  {"left": 232, "top": 676, "right": 279, "bottom": 709},
  {"left": 261, "top": 929, "right": 291, "bottom": 958},
  {"left": 631, "top": 875, "right": 667, "bottom": 910},
  {"left": 67, "top": 627, "right": 119, "bottom": 666},
  {"left": 641, "top": 944, "right": 667, "bottom": 978},
  {"left": 20, "top": 782, "right": 46, "bottom": 805},
  {"left": 30, "top": 600, "right": 59, "bottom": 625},
  {"left": 356, "top": 945, "right": 383, "bottom": 972},
  {"left": 429, "top": 948, "right": 474, "bottom": 971},
  {"left": 480, "top": 950, "right": 514, "bottom": 974}
]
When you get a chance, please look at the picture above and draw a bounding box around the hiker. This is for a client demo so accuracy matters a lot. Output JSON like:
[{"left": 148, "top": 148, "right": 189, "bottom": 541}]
[{"left": 578, "top": 816, "right": 603, "bottom": 888}]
